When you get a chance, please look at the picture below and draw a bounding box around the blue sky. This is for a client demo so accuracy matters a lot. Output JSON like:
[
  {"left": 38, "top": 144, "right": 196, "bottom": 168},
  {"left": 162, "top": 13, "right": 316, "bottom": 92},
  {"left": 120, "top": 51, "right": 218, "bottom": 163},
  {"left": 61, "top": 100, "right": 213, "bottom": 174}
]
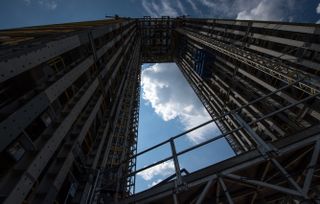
[
  {"left": 0, "top": 0, "right": 320, "bottom": 29},
  {"left": 1, "top": 0, "right": 320, "bottom": 193},
  {"left": 136, "top": 64, "right": 234, "bottom": 192}
]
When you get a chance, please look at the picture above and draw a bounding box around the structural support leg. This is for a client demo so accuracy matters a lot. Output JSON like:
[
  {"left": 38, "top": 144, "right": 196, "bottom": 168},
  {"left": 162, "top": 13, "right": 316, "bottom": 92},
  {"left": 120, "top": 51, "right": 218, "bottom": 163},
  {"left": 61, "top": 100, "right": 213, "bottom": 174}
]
[
  {"left": 173, "top": 193, "right": 179, "bottom": 204},
  {"left": 218, "top": 177, "right": 234, "bottom": 204},
  {"left": 196, "top": 179, "right": 214, "bottom": 204},
  {"left": 303, "top": 139, "right": 320, "bottom": 195}
]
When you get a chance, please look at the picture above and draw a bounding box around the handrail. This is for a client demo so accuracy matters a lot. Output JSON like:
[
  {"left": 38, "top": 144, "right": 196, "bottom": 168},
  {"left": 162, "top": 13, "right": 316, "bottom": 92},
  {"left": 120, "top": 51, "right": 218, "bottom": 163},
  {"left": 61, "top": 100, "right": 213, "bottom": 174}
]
[
  {"left": 117, "top": 78, "right": 319, "bottom": 196},
  {"left": 123, "top": 77, "right": 306, "bottom": 163}
]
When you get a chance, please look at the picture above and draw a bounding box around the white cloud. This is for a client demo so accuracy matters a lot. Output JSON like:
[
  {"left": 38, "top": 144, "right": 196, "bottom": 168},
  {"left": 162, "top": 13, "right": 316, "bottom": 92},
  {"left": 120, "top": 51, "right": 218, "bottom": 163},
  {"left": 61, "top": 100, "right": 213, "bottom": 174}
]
[
  {"left": 235, "top": 0, "right": 299, "bottom": 21},
  {"left": 177, "top": 0, "right": 187, "bottom": 15},
  {"left": 198, "top": 0, "right": 216, "bottom": 8},
  {"left": 161, "top": 1, "right": 179, "bottom": 16},
  {"left": 187, "top": 0, "right": 198, "bottom": 12},
  {"left": 22, "top": 0, "right": 57, "bottom": 10},
  {"left": 137, "top": 160, "right": 175, "bottom": 181},
  {"left": 38, "top": 0, "right": 57, "bottom": 10},
  {"left": 142, "top": 0, "right": 179, "bottom": 17},
  {"left": 198, "top": 0, "right": 240, "bottom": 18},
  {"left": 142, "top": 0, "right": 154, "bottom": 16},
  {"left": 149, "top": 179, "right": 163, "bottom": 187},
  {"left": 237, "top": 0, "right": 285, "bottom": 21},
  {"left": 141, "top": 63, "right": 219, "bottom": 143},
  {"left": 141, "top": 0, "right": 297, "bottom": 20}
]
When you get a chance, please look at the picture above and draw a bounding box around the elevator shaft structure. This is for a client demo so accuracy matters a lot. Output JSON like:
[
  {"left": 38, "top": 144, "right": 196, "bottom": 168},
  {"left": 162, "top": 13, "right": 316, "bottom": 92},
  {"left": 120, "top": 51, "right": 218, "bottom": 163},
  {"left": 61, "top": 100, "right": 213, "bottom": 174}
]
[{"left": 0, "top": 17, "right": 320, "bottom": 204}]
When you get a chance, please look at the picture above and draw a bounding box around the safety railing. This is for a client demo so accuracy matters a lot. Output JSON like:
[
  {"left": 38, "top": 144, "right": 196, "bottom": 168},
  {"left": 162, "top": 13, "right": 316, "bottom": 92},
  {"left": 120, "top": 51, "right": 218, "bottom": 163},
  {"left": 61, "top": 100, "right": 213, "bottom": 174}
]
[{"left": 108, "top": 76, "right": 320, "bottom": 198}]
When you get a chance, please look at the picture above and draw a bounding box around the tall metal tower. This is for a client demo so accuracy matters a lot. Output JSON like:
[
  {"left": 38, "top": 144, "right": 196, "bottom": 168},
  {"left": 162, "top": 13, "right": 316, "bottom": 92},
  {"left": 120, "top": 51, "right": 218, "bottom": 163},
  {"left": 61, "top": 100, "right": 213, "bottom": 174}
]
[{"left": 0, "top": 17, "right": 319, "bottom": 204}]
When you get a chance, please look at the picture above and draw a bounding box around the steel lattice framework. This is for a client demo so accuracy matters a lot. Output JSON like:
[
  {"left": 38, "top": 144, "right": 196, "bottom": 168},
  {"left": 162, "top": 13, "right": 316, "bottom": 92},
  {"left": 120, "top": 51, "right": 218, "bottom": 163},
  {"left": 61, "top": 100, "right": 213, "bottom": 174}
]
[{"left": 0, "top": 16, "right": 319, "bottom": 204}]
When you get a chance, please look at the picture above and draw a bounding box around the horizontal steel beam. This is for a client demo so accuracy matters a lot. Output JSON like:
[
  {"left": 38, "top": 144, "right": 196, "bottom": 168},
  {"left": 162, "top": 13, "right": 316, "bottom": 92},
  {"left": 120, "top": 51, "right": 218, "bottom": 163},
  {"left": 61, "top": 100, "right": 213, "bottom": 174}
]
[{"left": 121, "top": 129, "right": 320, "bottom": 203}]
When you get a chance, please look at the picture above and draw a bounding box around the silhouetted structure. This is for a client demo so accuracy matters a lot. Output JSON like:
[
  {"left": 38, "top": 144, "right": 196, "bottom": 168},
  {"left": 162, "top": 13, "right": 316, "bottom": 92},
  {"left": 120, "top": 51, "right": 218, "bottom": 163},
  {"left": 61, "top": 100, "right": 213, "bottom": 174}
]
[{"left": 0, "top": 17, "right": 319, "bottom": 203}]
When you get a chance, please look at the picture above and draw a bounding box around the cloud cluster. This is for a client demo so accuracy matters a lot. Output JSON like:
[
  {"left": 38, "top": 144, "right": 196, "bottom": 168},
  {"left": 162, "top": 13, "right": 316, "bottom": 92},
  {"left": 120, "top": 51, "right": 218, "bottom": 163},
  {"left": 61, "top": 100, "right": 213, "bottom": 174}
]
[
  {"left": 142, "top": 0, "right": 181, "bottom": 17},
  {"left": 141, "top": 0, "right": 298, "bottom": 22},
  {"left": 141, "top": 63, "right": 218, "bottom": 143},
  {"left": 23, "top": 0, "right": 57, "bottom": 10},
  {"left": 39, "top": 0, "right": 57, "bottom": 10},
  {"left": 149, "top": 179, "right": 163, "bottom": 187},
  {"left": 187, "top": 0, "right": 201, "bottom": 15},
  {"left": 137, "top": 160, "right": 175, "bottom": 181},
  {"left": 237, "top": 0, "right": 285, "bottom": 21}
]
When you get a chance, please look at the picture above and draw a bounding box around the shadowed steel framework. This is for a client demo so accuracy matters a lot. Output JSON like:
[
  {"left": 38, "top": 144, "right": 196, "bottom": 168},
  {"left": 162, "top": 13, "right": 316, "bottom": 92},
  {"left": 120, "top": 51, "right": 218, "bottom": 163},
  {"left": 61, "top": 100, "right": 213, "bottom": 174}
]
[{"left": 0, "top": 16, "right": 319, "bottom": 204}]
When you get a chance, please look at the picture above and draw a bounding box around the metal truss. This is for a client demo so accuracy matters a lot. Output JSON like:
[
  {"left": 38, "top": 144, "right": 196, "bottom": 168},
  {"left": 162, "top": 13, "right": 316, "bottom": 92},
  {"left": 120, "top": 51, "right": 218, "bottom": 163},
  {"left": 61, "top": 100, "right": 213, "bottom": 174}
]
[
  {"left": 176, "top": 28, "right": 319, "bottom": 96},
  {"left": 1, "top": 17, "right": 320, "bottom": 204},
  {"left": 117, "top": 73, "right": 320, "bottom": 203},
  {"left": 84, "top": 38, "right": 142, "bottom": 204},
  {"left": 174, "top": 26, "right": 320, "bottom": 154},
  {"left": 120, "top": 124, "right": 320, "bottom": 204},
  {"left": 175, "top": 55, "right": 253, "bottom": 154}
]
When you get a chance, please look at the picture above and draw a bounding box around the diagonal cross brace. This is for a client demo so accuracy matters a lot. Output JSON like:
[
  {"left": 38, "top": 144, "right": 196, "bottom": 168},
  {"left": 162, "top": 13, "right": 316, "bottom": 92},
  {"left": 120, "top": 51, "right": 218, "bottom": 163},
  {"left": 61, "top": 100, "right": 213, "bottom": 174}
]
[
  {"left": 303, "top": 139, "right": 320, "bottom": 195},
  {"left": 222, "top": 173, "right": 303, "bottom": 198},
  {"left": 233, "top": 113, "right": 278, "bottom": 157},
  {"left": 218, "top": 177, "right": 234, "bottom": 204}
]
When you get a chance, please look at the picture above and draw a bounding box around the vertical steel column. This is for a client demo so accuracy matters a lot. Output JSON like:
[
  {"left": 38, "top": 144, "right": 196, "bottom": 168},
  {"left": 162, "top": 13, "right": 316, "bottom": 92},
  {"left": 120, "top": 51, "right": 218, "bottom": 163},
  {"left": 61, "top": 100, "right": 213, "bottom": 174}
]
[
  {"left": 86, "top": 169, "right": 100, "bottom": 204},
  {"left": 173, "top": 193, "right": 179, "bottom": 204},
  {"left": 170, "top": 139, "right": 182, "bottom": 186}
]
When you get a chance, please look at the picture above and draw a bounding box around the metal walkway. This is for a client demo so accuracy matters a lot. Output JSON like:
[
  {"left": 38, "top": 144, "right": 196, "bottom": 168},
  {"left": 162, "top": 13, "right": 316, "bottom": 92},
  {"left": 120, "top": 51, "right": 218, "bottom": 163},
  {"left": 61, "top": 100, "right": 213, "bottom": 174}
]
[{"left": 120, "top": 125, "right": 320, "bottom": 203}]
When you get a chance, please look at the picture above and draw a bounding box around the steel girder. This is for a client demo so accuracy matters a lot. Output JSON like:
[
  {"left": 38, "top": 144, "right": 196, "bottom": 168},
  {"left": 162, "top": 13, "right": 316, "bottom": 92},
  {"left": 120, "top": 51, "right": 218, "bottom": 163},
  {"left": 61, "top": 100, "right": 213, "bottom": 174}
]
[{"left": 121, "top": 126, "right": 320, "bottom": 204}]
